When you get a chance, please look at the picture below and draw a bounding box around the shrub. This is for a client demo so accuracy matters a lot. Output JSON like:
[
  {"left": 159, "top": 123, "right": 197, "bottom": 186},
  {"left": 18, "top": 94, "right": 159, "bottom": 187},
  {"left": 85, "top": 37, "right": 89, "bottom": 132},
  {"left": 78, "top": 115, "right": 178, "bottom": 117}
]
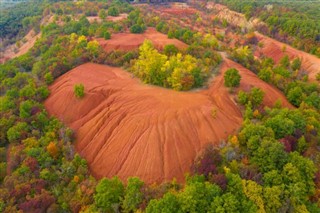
[
  {"left": 291, "top": 58, "right": 301, "bottom": 70},
  {"left": 104, "top": 31, "right": 111, "bottom": 40},
  {"left": 130, "top": 24, "right": 143, "bottom": 34},
  {"left": 224, "top": 68, "right": 241, "bottom": 88},
  {"left": 44, "top": 72, "right": 53, "bottom": 85},
  {"left": 238, "top": 88, "right": 264, "bottom": 108},
  {"left": 98, "top": 9, "right": 106, "bottom": 19},
  {"left": 108, "top": 7, "right": 119, "bottom": 17},
  {"left": 163, "top": 44, "right": 178, "bottom": 56},
  {"left": 74, "top": 84, "right": 85, "bottom": 98}
]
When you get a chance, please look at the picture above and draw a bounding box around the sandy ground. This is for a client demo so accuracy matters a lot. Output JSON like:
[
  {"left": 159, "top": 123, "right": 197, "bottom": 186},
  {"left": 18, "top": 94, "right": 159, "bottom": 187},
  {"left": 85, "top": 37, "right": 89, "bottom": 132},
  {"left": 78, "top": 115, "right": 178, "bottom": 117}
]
[
  {"left": 255, "top": 32, "right": 320, "bottom": 81},
  {"left": 0, "top": 30, "right": 41, "bottom": 63},
  {"left": 45, "top": 60, "right": 291, "bottom": 184},
  {"left": 97, "top": 27, "right": 188, "bottom": 52}
]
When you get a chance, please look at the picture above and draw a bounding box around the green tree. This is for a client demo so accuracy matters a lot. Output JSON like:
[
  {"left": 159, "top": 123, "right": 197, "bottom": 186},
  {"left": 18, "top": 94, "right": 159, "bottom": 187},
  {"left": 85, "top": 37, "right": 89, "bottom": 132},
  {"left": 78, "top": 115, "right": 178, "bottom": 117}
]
[
  {"left": 19, "top": 100, "right": 34, "bottom": 118},
  {"left": 163, "top": 44, "right": 178, "bottom": 56},
  {"left": 108, "top": 7, "right": 119, "bottom": 17},
  {"left": 104, "top": 31, "right": 111, "bottom": 40},
  {"left": 94, "top": 177, "right": 124, "bottom": 212},
  {"left": 250, "top": 88, "right": 264, "bottom": 107},
  {"left": 44, "top": 72, "right": 54, "bottom": 85},
  {"left": 263, "top": 186, "right": 283, "bottom": 212},
  {"left": 280, "top": 55, "right": 290, "bottom": 68},
  {"left": 251, "top": 138, "right": 288, "bottom": 173},
  {"left": 258, "top": 68, "right": 272, "bottom": 83},
  {"left": 178, "top": 179, "right": 221, "bottom": 212},
  {"left": 7, "top": 122, "right": 29, "bottom": 143},
  {"left": 287, "top": 86, "right": 303, "bottom": 106},
  {"left": 291, "top": 58, "right": 301, "bottom": 70},
  {"left": 74, "top": 84, "right": 85, "bottom": 99},
  {"left": 265, "top": 115, "right": 295, "bottom": 139},
  {"left": 130, "top": 24, "right": 143, "bottom": 34},
  {"left": 122, "top": 177, "right": 144, "bottom": 213},
  {"left": 224, "top": 68, "right": 241, "bottom": 88},
  {"left": 98, "top": 9, "right": 106, "bottom": 19},
  {"left": 146, "top": 192, "right": 182, "bottom": 213}
]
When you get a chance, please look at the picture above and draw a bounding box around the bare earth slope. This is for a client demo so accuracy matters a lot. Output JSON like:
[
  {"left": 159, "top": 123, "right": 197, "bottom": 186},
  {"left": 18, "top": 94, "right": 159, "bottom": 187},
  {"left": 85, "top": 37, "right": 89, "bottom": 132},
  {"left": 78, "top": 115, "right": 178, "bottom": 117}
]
[
  {"left": 255, "top": 32, "right": 320, "bottom": 81},
  {"left": 97, "top": 28, "right": 188, "bottom": 52},
  {"left": 0, "top": 30, "right": 41, "bottom": 63},
  {"left": 45, "top": 61, "right": 292, "bottom": 184}
]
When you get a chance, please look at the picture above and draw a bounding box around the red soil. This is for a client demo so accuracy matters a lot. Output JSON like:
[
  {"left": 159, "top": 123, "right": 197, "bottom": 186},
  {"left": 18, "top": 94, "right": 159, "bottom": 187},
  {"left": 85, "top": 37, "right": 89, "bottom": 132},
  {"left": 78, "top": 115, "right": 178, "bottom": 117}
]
[
  {"left": 255, "top": 32, "right": 320, "bottom": 81},
  {"left": 157, "top": 2, "right": 197, "bottom": 16},
  {"left": 0, "top": 30, "right": 41, "bottom": 63},
  {"left": 87, "top": 13, "right": 128, "bottom": 24},
  {"left": 45, "top": 60, "right": 291, "bottom": 184},
  {"left": 160, "top": 8, "right": 197, "bottom": 16},
  {"left": 217, "top": 58, "right": 293, "bottom": 109},
  {"left": 96, "top": 28, "right": 188, "bottom": 52}
]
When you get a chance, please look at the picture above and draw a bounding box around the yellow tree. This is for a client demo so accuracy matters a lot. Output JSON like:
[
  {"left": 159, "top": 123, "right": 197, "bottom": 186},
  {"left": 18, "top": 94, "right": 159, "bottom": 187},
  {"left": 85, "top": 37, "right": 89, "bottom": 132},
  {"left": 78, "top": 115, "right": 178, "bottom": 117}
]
[
  {"left": 133, "top": 40, "right": 167, "bottom": 86},
  {"left": 47, "top": 142, "right": 59, "bottom": 158}
]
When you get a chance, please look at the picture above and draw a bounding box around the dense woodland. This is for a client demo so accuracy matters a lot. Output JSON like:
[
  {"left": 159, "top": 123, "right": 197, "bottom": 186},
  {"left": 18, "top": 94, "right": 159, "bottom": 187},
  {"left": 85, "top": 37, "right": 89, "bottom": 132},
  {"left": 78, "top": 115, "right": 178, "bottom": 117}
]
[
  {"left": 0, "top": 0, "right": 320, "bottom": 212},
  {"left": 214, "top": 0, "right": 320, "bottom": 57}
]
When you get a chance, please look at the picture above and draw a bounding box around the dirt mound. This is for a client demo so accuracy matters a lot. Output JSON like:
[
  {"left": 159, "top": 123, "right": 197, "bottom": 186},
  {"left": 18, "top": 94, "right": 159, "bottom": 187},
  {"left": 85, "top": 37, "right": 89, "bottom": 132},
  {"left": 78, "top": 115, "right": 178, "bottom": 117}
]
[
  {"left": 255, "top": 32, "right": 320, "bottom": 81},
  {"left": 0, "top": 30, "right": 41, "bottom": 63},
  {"left": 45, "top": 61, "right": 291, "bottom": 184},
  {"left": 96, "top": 28, "right": 188, "bottom": 52}
]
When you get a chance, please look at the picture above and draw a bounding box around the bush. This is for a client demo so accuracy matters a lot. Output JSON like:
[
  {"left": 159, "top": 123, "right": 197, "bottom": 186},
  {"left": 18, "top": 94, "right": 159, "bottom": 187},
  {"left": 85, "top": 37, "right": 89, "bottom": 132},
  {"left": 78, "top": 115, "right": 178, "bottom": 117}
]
[
  {"left": 163, "top": 44, "right": 178, "bottom": 56},
  {"left": 130, "top": 24, "right": 143, "bottom": 34},
  {"left": 238, "top": 88, "right": 264, "bottom": 107},
  {"left": 44, "top": 72, "right": 53, "bottom": 85},
  {"left": 108, "top": 7, "right": 119, "bottom": 17},
  {"left": 74, "top": 84, "right": 85, "bottom": 98},
  {"left": 104, "top": 31, "right": 111, "bottom": 40},
  {"left": 224, "top": 68, "right": 241, "bottom": 88},
  {"left": 98, "top": 9, "right": 106, "bottom": 19}
]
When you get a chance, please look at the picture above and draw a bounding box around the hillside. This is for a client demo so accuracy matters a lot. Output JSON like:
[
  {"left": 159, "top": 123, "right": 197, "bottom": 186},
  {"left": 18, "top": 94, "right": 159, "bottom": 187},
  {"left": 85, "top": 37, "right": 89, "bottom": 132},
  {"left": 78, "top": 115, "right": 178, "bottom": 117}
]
[
  {"left": 45, "top": 62, "right": 291, "bottom": 183},
  {"left": 0, "top": 0, "right": 319, "bottom": 212}
]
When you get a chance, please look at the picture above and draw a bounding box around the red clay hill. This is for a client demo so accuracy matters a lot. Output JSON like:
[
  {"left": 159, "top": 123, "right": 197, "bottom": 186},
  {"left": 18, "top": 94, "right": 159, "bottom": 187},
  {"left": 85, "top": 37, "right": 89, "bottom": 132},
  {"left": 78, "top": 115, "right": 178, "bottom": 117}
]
[
  {"left": 45, "top": 60, "right": 292, "bottom": 184},
  {"left": 96, "top": 28, "right": 188, "bottom": 52},
  {"left": 255, "top": 32, "right": 320, "bottom": 81}
]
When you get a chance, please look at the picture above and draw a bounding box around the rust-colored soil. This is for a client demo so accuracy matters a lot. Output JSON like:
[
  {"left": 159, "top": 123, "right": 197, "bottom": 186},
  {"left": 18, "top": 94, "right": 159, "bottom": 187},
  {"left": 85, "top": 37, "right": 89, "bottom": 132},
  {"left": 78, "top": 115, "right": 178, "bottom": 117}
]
[
  {"left": 158, "top": 3, "right": 197, "bottom": 15},
  {"left": 217, "top": 58, "right": 293, "bottom": 109},
  {"left": 45, "top": 60, "right": 291, "bottom": 184},
  {"left": 160, "top": 8, "right": 197, "bottom": 15},
  {"left": 96, "top": 28, "right": 188, "bottom": 52},
  {"left": 87, "top": 13, "right": 128, "bottom": 23},
  {"left": 255, "top": 32, "right": 320, "bottom": 81},
  {"left": 0, "top": 30, "right": 41, "bottom": 63},
  {"left": 107, "top": 13, "right": 128, "bottom": 22}
]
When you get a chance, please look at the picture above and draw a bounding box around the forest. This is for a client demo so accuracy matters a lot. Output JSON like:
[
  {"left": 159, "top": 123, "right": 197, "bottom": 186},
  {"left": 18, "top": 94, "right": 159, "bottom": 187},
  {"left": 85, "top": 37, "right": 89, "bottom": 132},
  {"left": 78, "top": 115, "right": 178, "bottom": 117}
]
[
  {"left": 215, "top": 0, "right": 320, "bottom": 57},
  {"left": 0, "top": 0, "right": 319, "bottom": 212}
]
